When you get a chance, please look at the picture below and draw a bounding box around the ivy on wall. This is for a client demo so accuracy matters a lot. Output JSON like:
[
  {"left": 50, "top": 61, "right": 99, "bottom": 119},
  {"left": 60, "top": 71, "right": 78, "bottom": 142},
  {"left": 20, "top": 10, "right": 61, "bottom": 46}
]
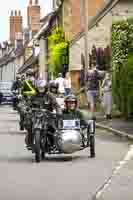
[
  {"left": 48, "top": 27, "right": 69, "bottom": 77},
  {"left": 112, "top": 18, "right": 133, "bottom": 118}
]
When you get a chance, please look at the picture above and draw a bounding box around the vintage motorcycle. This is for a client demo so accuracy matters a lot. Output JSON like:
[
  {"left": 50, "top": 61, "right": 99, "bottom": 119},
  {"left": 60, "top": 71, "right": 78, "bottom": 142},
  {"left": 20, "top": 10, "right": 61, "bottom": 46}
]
[
  {"left": 26, "top": 108, "right": 95, "bottom": 163},
  {"left": 17, "top": 96, "right": 32, "bottom": 131}
]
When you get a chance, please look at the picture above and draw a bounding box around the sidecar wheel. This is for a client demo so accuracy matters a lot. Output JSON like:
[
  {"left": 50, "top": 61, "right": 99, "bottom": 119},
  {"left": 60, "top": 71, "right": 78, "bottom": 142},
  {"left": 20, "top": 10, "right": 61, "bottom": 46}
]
[
  {"left": 90, "top": 136, "right": 95, "bottom": 158},
  {"left": 34, "top": 130, "right": 41, "bottom": 163}
]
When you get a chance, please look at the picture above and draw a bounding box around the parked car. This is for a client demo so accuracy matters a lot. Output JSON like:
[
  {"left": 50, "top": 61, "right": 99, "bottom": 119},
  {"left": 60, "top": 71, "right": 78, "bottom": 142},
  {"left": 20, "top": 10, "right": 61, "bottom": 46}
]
[{"left": 0, "top": 81, "right": 13, "bottom": 104}]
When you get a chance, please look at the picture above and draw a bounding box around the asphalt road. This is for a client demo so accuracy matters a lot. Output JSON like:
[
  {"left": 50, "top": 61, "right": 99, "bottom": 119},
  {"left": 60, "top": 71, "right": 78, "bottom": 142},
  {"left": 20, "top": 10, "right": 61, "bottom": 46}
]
[{"left": 0, "top": 106, "right": 131, "bottom": 200}]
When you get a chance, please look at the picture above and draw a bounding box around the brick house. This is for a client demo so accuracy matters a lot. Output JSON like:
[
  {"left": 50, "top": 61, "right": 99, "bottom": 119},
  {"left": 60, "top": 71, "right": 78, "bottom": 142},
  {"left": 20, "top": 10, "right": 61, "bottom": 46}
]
[
  {"left": 69, "top": 0, "right": 133, "bottom": 105},
  {"left": 59, "top": 0, "right": 105, "bottom": 94}
]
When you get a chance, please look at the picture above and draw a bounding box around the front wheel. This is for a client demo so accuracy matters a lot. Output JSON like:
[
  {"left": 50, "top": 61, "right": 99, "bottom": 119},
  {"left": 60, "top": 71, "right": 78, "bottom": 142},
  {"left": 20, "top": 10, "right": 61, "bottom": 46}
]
[
  {"left": 34, "top": 130, "right": 41, "bottom": 163},
  {"left": 90, "top": 136, "right": 95, "bottom": 158}
]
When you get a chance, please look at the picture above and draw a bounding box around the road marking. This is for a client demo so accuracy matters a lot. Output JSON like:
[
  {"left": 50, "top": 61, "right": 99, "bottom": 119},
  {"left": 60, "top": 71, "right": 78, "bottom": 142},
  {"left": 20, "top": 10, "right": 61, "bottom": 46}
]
[{"left": 92, "top": 145, "right": 133, "bottom": 200}]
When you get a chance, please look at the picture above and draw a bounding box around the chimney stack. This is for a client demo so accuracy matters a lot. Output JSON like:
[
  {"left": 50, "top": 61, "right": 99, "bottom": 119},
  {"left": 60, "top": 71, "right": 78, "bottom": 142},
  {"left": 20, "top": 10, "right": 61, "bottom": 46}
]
[
  {"left": 27, "top": 0, "right": 40, "bottom": 34},
  {"left": 9, "top": 9, "right": 23, "bottom": 44}
]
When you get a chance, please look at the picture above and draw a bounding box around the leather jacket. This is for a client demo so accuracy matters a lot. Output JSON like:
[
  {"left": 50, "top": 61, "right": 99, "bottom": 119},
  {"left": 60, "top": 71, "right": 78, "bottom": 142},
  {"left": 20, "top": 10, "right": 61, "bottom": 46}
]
[{"left": 30, "top": 92, "right": 62, "bottom": 114}]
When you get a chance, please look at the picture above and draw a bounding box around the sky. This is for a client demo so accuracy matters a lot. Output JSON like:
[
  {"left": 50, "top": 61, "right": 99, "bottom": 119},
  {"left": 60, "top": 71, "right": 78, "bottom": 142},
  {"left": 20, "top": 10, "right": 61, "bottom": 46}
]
[{"left": 0, "top": 0, "right": 52, "bottom": 42}]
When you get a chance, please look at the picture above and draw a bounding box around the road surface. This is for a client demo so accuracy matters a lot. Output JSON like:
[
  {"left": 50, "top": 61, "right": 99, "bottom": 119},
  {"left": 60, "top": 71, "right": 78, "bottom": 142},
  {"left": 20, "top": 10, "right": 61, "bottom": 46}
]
[{"left": 0, "top": 106, "right": 131, "bottom": 200}]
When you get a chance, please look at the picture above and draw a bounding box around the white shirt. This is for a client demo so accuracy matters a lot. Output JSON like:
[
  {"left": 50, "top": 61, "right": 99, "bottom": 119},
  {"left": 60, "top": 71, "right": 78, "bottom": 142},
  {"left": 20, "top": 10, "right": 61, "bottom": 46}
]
[
  {"left": 55, "top": 77, "right": 65, "bottom": 93},
  {"left": 64, "top": 78, "right": 71, "bottom": 89}
]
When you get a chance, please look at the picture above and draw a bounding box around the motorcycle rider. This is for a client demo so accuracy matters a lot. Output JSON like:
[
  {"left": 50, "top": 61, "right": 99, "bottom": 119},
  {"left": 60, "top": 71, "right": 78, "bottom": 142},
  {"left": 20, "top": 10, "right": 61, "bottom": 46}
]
[
  {"left": 21, "top": 69, "right": 36, "bottom": 97},
  {"left": 26, "top": 79, "right": 62, "bottom": 149},
  {"left": 21, "top": 74, "right": 26, "bottom": 84},
  {"left": 49, "top": 81, "right": 59, "bottom": 96},
  {"left": 49, "top": 81, "right": 65, "bottom": 109},
  {"left": 11, "top": 74, "right": 22, "bottom": 110},
  {"left": 19, "top": 69, "right": 36, "bottom": 131},
  {"left": 63, "top": 94, "right": 95, "bottom": 149}
]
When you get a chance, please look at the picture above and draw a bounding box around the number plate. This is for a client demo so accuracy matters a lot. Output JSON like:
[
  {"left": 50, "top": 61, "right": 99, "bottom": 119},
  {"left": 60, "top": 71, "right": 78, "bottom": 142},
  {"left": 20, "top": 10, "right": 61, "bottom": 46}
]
[
  {"left": 6, "top": 97, "right": 12, "bottom": 101},
  {"left": 63, "top": 120, "right": 80, "bottom": 129}
]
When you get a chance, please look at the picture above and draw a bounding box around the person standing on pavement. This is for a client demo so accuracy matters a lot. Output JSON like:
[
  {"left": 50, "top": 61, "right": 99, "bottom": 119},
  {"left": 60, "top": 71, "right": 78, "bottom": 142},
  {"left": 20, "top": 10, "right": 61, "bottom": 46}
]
[
  {"left": 55, "top": 73, "right": 65, "bottom": 95},
  {"left": 86, "top": 61, "right": 105, "bottom": 119},
  {"left": 64, "top": 72, "right": 71, "bottom": 96},
  {"left": 101, "top": 72, "right": 112, "bottom": 119}
]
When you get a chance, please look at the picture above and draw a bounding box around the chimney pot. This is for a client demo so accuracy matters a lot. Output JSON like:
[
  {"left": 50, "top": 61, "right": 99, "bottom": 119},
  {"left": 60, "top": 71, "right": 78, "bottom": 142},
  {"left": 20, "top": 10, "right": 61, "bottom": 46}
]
[
  {"left": 11, "top": 10, "right": 13, "bottom": 16},
  {"left": 29, "top": 0, "right": 32, "bottom": 5},
  {"left": 35, "top": 0, "right": 38, "bottom": 5},
  {"left": 19, "top": 10, "right": 21, "bottom": 16},
  {"left": 15, "top": 10, "right": 17, "bottom": 16}
]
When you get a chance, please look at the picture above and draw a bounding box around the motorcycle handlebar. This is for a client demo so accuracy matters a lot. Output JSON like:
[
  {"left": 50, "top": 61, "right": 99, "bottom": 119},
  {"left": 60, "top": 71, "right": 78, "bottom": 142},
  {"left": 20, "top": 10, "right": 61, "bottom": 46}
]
[{"left": 31, "top": 108, "right": 56, "bottom": 116}]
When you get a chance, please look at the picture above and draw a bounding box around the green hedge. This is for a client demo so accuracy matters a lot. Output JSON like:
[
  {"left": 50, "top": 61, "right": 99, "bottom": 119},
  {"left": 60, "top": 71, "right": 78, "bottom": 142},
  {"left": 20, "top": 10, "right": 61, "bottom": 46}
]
[{"left": 112, "top": 18, "right": 133, "bottom": 117}]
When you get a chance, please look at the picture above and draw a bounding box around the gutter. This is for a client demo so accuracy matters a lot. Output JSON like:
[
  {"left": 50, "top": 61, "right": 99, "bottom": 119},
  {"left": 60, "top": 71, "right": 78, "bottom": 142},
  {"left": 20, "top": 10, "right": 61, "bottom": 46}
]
[{"left": 96, "top": 123, "right": 133, "bottom": 141}]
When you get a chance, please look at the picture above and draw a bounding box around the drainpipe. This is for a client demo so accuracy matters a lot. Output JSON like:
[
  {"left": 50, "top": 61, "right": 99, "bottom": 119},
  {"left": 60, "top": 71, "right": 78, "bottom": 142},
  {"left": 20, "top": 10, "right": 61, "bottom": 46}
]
[{"left": 80, "top": 0, "right": 89, "bottom": 80}]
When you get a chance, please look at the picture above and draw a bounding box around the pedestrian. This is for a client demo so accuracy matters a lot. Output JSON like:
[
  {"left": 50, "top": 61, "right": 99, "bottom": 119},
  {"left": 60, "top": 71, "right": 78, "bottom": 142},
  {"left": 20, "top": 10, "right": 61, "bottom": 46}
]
[
  {"left": 86, "top": 61, "right": 105, "bottom": 119},
  {"left": 101, "top": 72, "right": 112, "bottom": 119},
  {"left": 64, "top": 72, "right": 71, "bottom": 96},
  {"left": 55, "top": 73, "right": 65, "bottom": 95}
]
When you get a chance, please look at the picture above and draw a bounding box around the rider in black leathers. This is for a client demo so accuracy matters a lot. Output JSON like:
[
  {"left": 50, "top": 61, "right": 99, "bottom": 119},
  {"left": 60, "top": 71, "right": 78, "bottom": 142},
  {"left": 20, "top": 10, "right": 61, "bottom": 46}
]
[
  {"left": 11, "top": 74, "right": 22, "bottom": 91},
  {"left": 49, "top": 81, "right": 59, "bottom": 97},
  {"left": 26, "top": 79, "right": 62, "bottom": 148},
  {"left": 11, "top": 74, "right": 22, "bottom": 110}
]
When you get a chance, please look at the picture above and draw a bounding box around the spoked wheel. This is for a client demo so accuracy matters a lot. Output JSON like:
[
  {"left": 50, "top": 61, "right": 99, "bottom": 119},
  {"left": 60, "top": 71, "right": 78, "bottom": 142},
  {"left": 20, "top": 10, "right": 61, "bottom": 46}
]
[
  {"left": 90, "top": 136, "right": 95, "bottom": 158},
  {"left": 34, "top": 130, "right": 41, "bottom": 163},
  {"left": 81, "top": 128, "right": 90, "bottom": 147}
]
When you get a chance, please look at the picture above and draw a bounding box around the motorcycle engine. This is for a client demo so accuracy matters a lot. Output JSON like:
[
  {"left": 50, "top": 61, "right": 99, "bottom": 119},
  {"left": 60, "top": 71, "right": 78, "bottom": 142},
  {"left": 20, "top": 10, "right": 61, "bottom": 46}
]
[{"left": 57, "top": 130, "right": 82, "bottom": 154}]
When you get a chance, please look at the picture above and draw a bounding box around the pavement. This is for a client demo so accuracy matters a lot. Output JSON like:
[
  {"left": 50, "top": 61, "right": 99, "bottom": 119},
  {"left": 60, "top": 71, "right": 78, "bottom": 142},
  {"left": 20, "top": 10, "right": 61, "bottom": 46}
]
[
  {"left": 0, "top": 105, "right": 132, "bottom": 199},
  {"left": 81, "top": 109, "right": 133, "bottom": 140}
]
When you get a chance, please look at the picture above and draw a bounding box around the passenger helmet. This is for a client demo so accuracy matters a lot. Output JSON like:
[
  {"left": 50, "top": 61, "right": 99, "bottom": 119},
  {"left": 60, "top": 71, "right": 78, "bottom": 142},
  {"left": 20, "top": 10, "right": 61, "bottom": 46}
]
[
  {"left": 21, "top": 74, "right": 25, "bottom": 81},
  {"left": 64, "top": 94, "right": 78, "bottom": 110},
  {"left": 16, "top": 74, "right": 21, "bottom": 80},
  {"left": 26, "top": 69, "right": 34, "bottom": 77},
  {"left": 49, "top": 81, "right": 58, "bottom": 94},
  {"left": 36, "top": 79, "right": 48, "bottom": 93}
]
